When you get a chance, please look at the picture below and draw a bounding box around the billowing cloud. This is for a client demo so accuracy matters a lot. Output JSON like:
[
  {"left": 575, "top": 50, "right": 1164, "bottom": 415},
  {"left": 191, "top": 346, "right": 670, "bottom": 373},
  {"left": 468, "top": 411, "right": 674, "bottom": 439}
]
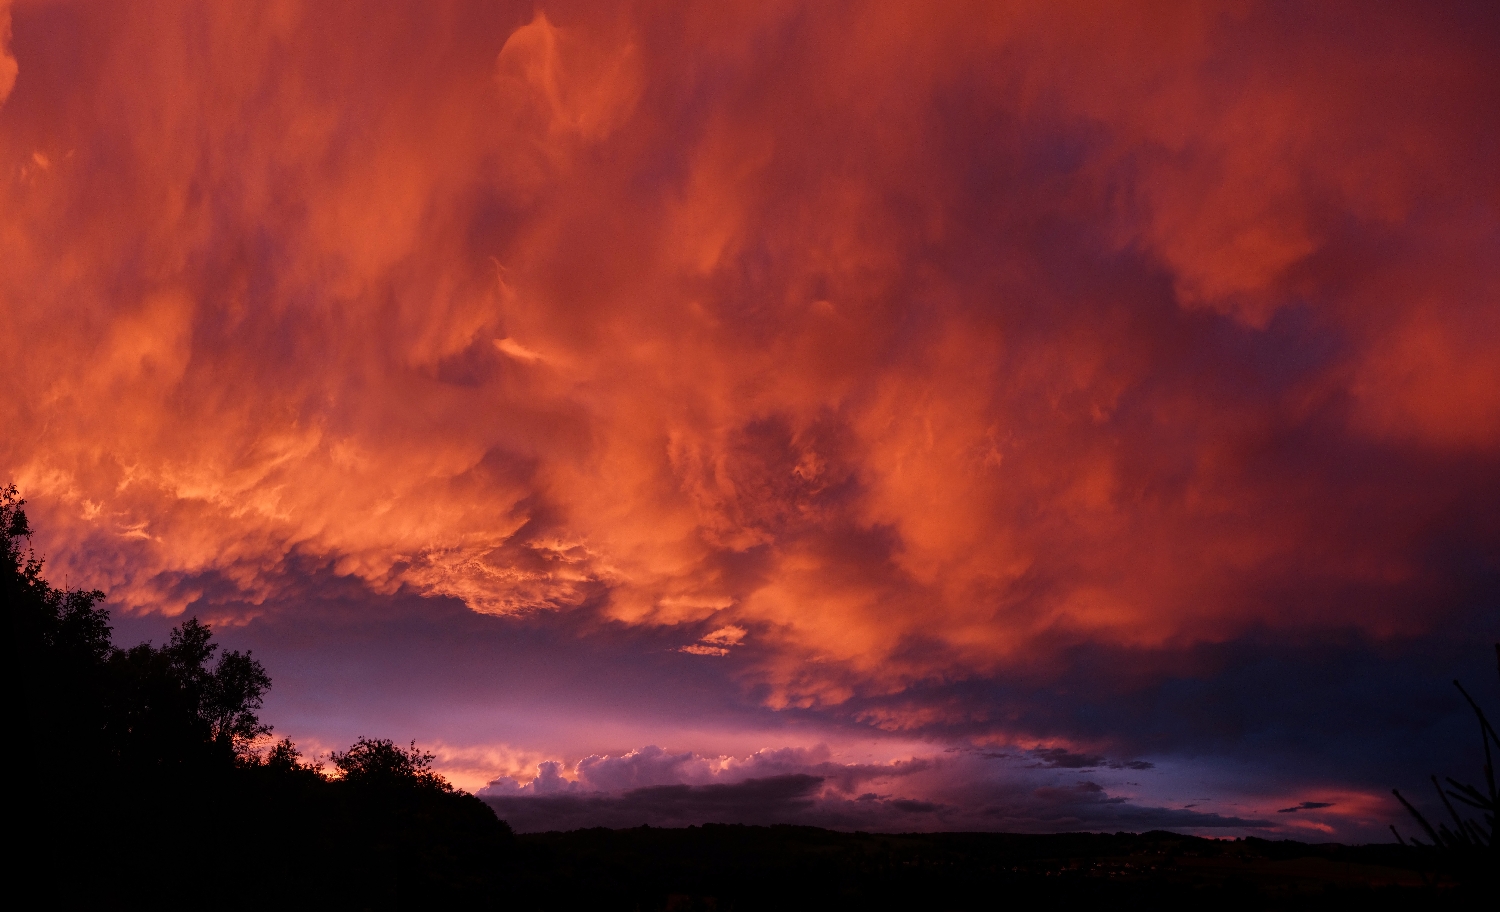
[{"left": 3, "top": 1, "right": 1497, "bottom": 841}]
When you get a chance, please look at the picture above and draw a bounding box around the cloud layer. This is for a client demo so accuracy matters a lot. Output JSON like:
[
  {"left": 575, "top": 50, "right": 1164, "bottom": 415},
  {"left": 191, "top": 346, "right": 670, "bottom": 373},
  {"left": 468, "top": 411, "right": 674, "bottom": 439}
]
[
  {"left": 479, "top": 744, "right": 1270, "bottom": 835},
  {"left": 3, "top": 1, "right": 1497, "bottom": 840}
]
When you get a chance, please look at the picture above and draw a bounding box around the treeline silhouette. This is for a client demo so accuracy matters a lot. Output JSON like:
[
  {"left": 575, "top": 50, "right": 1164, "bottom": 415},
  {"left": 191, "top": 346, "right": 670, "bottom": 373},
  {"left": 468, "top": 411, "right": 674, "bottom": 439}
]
[{"left": 7, "top": 487, "right": 514, "bottom": 907}]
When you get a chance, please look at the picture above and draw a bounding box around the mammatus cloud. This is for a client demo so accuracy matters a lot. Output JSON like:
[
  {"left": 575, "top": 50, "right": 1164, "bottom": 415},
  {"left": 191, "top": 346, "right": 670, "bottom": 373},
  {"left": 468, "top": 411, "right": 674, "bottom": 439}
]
[{"left": 2, "top": 0, "right": 1498, "bottom": 813}]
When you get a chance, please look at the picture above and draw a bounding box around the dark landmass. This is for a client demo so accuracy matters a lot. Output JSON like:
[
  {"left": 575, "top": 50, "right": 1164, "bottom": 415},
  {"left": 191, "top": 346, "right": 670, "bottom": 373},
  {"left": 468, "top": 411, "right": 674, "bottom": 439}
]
[{"left": 502, "top": 824, "right": 1463, "bottom": 910}]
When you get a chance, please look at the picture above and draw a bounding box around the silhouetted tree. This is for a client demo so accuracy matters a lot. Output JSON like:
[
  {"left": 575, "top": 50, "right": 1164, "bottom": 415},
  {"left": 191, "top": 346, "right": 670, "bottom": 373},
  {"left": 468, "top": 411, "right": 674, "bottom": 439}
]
[
  {"left": 323, "top": 735, "right": 515, "bottom": 904},
  {"left": 7, "top": 484, "right": 517, "bottom": 907},
  {"left": 260, "top": 736, "right": 323, "bottom": 774},
  {"left": 332, "top": 737, "right": 454, "bottom": 791},
  {"left": 6, "top": 484, "right": 113, "bottom": 766},
  {"left": 102, "top": 616, "right": 273, "bottom": 770},
  {"left": 6, "top": 485, "right": 272, "bottom": 773}
]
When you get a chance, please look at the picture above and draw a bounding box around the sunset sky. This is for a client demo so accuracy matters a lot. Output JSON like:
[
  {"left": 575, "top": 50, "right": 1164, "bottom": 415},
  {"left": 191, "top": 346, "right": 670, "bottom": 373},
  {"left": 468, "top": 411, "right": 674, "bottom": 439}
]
[{"left": 3, "top": 0, "right": 1498, "bottom": 840}]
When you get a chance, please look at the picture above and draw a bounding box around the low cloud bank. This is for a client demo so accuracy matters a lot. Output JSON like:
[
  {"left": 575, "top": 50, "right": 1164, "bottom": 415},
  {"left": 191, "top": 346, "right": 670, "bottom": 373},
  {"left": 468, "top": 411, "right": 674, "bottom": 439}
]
[{"left": 479, "top": 745, "right": 1269, "bottom": 834}]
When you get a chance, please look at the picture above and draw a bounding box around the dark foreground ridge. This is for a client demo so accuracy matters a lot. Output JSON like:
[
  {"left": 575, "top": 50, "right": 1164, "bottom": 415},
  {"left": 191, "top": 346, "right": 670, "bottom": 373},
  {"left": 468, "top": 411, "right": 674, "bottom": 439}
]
[{"left": 507, "top": 824, "right": 1465, "bottom": 910}]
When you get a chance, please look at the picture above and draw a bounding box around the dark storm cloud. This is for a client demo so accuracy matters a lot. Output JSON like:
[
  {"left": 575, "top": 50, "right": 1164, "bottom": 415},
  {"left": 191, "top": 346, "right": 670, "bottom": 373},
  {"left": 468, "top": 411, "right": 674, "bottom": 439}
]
[
  {"left": 486, "top": 775, "right": 826, "bottom": 832},
  {"left": 1279, "top": 802, "right": 1335, "bottom": 814},
  {"left": 1024, "top": 749, "right": 1152, "bottom": 771},
  {"left": 483, "top": 773, "right": 1273, "bottom": 834}
]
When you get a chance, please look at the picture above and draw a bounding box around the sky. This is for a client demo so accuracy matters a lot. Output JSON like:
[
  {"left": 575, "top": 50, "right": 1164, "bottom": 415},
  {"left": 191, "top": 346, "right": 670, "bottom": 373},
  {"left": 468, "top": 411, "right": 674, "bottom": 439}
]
[{"left": 2, "top": 0, "right": 1498, "bottom": 841}]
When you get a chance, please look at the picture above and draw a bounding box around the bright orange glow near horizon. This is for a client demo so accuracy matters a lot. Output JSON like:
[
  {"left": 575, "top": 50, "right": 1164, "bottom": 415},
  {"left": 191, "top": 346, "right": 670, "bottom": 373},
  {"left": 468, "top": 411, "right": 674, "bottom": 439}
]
[{"left": 3, "top": 1, "right": 1497, "bottom": 839}]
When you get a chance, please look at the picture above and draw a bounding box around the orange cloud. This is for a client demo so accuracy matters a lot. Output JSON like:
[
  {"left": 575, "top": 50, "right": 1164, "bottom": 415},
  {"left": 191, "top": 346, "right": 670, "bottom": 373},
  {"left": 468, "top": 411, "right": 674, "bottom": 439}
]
[
  {"left": 0, "top": 2, "right": 16, "bottom": 110},
  {"left": 2, "top": 1, "right": 1496, "bottom": 717}
]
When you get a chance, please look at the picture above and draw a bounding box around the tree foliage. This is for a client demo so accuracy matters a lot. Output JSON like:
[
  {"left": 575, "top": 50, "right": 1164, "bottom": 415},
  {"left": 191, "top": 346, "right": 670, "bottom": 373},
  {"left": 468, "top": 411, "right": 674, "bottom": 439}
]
[
  {"left": 332, "top": 737, "right": 454, "bottom": 792},
  {"left": 7, "top": 484, "right": 272, "bottom": 770},
  {"left": 6, "top": 485, "right": 514, "bottom": 907}
]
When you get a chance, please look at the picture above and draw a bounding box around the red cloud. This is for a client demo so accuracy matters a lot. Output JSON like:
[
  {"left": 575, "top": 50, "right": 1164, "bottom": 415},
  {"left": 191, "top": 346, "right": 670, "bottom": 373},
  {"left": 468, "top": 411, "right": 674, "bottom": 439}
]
[{"left": 2, "top": 1, "right": 1496, "bottom": 715}]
